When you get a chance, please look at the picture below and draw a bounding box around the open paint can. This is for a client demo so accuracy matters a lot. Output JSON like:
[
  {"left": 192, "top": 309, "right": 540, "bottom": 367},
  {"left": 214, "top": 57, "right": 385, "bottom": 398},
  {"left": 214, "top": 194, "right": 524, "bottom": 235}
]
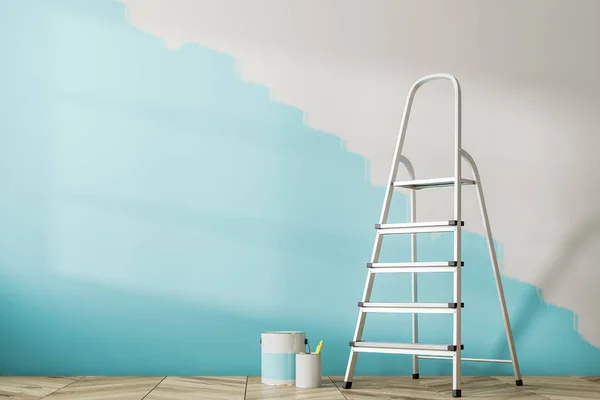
[{"left": 295, "top": 352, "right": 322, "bottom": 388}]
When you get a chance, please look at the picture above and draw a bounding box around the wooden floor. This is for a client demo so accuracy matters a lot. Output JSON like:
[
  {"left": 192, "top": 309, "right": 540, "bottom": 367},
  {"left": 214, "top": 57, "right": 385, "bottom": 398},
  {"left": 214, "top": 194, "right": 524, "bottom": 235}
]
[{"left": 0, "top": 376, "right": 598, "bottom": 399}]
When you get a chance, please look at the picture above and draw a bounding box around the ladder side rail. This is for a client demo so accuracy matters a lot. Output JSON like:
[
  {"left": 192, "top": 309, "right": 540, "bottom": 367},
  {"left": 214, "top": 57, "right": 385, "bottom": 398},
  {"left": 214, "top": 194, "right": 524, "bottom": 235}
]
[
  {"left": 460, "top": 149, "right": 523, "bottom": 385},
  {"left": 449, "top": 76, "right": 463, "bottom": 397},
  {"left": 351, "top": 78, "right": 424, "bottom": 344},
  {"left": 342, "top": 83, "right": 418, "bottom": 387},
  {"left": 399, "top": 74, "right": 464, "bottom": 395},
  {"left": 342, "top": 156, "right": 418, "bottom": 387}
]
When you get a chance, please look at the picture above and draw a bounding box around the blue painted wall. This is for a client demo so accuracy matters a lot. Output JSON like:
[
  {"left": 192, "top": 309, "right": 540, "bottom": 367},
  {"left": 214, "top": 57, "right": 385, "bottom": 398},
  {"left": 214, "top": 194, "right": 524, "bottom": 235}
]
[{"left": 1, "top": 0, "right": 599, "bottom": 376}]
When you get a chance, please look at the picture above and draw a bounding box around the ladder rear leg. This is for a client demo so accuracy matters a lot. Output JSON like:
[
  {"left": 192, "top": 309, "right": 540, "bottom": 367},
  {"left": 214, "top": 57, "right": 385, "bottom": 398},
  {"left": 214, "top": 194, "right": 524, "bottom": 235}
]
[
  {"left": 410, "top": 213, "right": 419, "bottom": 380},
  {"left": 398, "top": 156, "right": 419, "bottom": 381},
  {"left": 461, "top": 150, "right": 523, "bottom": 386},
  {"left": 477, "top": 184, "right": 522, "bottom": 385}
]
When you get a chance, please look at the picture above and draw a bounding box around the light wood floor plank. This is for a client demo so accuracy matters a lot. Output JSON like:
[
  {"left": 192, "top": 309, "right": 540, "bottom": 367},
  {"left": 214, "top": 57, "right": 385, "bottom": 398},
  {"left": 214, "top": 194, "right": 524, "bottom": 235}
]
[
  {"left": 1, "top": 376, "right": 598, "bottom": 399},
  {"left": 421, "top": 376, "right": 547, "bottom": 399},
  {"left": 42, "top": 376, "right": 164, "bottom": 400},
  {"left": 245, "top": 376, "right": 345, "bottom": 399},
  {"left": 144, "top": 376, "right": 246, "bottom": 400},
  {"left": 494, "top": 376, "right": 600, "bottom": 399},
  {"left": 332, "top": 376, "right": 446, "bottom": 399},
  {"left": 578, "top": 376, "right": 600, "bottom": 385},
  {"left": 0, "top": 376, "right": 79, "bottom": 399}
]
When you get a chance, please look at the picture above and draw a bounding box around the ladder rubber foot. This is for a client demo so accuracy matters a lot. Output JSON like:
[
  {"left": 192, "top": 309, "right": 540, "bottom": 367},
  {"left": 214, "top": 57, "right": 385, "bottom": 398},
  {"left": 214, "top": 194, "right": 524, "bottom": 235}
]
[
  {"left": 342, "top": 381, "right": 352, "bottom": 389},
  {"left": 516, "top": 379, "right": 523, "bottom": 386},
  {"left": 452, "top": 389, "right": 462, "bottom": 398},
  {"left": 412, "top": 373, "right": 419, "bottom": 379}
]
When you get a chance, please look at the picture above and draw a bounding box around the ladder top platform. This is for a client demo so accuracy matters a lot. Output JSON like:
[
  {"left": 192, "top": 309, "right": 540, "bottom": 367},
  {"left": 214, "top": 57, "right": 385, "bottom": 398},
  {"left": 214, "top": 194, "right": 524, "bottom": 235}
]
[{"left": 393, "top": 177, "right": 476, "bottom": 190}]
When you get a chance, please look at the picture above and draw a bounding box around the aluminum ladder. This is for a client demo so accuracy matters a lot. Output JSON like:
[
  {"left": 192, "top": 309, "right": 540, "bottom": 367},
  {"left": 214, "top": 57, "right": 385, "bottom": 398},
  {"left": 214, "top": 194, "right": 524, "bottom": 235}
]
[{"left": 342, "top": 73, "right": 523, "bottom": 398}]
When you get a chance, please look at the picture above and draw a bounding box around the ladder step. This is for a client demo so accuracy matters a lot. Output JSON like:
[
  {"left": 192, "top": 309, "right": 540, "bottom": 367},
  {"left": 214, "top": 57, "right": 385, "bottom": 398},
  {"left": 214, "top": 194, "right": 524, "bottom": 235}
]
[
  {"left": 417, "top": 355, "right": 512, "bottom": 364},
  {"left": 350, "top": 341, "right": 464, "bottom": 356},
  {"left": 376, "top": 220, "right": 464, "bottom": 234},
  {"left": 393, "top": 177, "right": 476, "bottom": 190},
  {"left": 368, "top": 261, "right": 463, "bottom": 273},
  {"left": 358, "top": 302, "right": 464, "bottom": 314}
]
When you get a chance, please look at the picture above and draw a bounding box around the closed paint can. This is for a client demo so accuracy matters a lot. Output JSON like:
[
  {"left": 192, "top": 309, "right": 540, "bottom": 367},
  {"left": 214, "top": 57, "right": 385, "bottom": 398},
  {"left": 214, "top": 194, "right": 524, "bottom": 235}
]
[{"left": 261, "top": 331, "right": 306, "bottom": 385}]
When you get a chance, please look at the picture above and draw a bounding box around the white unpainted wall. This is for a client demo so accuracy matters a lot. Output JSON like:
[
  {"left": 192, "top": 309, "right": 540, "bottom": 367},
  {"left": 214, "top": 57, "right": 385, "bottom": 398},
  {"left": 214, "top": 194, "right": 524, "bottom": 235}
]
[{"left": 120, "top": 0, "right": 600, "bottom": 345}]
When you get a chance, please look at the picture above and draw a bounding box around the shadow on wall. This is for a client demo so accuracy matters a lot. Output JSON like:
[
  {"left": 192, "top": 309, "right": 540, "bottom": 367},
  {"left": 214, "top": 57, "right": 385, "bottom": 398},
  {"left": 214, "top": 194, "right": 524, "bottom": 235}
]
[
  {"left": 492, "top": 213, "right": 600, "bottom": 366},
  {"left": 0, "top": 0, "right": 599, "bottom": 376}
]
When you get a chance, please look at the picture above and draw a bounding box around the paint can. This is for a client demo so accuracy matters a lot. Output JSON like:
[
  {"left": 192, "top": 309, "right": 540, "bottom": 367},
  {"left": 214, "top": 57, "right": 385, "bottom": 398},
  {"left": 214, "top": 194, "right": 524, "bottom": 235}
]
[
  {"left": 260, "top": 331, "right": 307, "bottom": 385},
  {"left": 295, "top": 352, "right": 322, "bottom": 389}
]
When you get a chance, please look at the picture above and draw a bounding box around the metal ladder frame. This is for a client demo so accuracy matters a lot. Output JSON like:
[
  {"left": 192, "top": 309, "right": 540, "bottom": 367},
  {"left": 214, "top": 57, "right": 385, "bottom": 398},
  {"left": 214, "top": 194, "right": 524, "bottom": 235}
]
[{"left": 343, "top": 74, "right": 522, "bottom": 398}]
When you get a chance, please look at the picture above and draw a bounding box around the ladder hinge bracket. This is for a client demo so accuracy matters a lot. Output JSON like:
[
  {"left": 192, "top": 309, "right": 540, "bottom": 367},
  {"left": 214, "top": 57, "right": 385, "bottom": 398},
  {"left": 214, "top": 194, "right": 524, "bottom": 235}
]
[
  {"left": 447, "top": 344, "right": 465, "bottom": 351},
  {"left": 448, "top": 302, "right": 465, "bottom": 309}
]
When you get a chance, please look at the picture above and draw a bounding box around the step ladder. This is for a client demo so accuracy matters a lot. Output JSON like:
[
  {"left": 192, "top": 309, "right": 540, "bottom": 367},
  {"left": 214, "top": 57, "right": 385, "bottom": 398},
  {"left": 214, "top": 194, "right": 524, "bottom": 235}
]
[{"left": 342, "top": 74, "right": 523, "bottom": 398}]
